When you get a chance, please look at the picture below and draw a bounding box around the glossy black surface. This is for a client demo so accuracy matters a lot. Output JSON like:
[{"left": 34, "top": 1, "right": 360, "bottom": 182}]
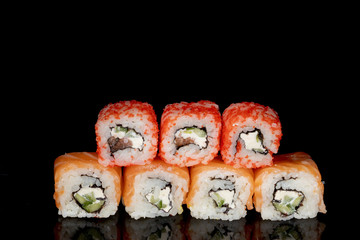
[
  {"left": 14, "top": 90, "right": 340, "bottom": 239},
  {"left": 51, "top": 205, "right": 328, "bottom": 240}
]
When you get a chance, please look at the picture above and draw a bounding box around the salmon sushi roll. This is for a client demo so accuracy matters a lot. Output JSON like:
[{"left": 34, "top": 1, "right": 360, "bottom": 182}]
[
  {"left": 185, "top": 156, "right": 254, "bottom": 221},
  {"left": 122, "top": 157, "right": 190, "bottom": 219},
  {"left": 159, "top": 100, "right": 221, "bottom": 167},
  {"left": 253, "top": 152, "right": 326, "bottom": 221},
  {"left": 221, "top": 102, "right": 282, "bottom": 168},
  {"left": 53, "top": 152, "right": 122, "bottom": 218},
  {"left": 95, "top": 100, "right": 159, "bottom": 167}
]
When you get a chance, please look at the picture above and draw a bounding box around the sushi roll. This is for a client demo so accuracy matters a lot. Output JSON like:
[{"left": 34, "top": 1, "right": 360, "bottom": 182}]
[
  {"left": 159, "top": 100, "right": 221, "bottom": 167},
  {"left": 221, "top": 102, "right": 282, "bottom": 168},
  {"left": 95, "top": 100, "right": 159, "bottom": 167},
  {"left": 53, "top": 152, "right": 122, "bottom": 218},
  {"left": 122, "top": 157, "right": 190, "bottom": 219},
  {"left": 185, "top": 156, "right": 254, "bottom": 221},
  {"left": 253, "top": 152, "right": 326, "bottom": 221}
]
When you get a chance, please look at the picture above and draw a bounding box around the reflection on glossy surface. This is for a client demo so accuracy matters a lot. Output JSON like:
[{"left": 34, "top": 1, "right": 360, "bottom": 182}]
[
  {"left": 253, "top": 218, "right": 326, "bottom": 240},
  {"left": 123, "top": 214, "right": 184, "bottom": 240},
  {"left": 186, "top": 218, "right": 249, "bottom": 240},
  {"left": 54, "top": 214, "right": 120, "bottom": 240},
  {"left": 54, "top": 211, "right": 325, "bottom": 240}
]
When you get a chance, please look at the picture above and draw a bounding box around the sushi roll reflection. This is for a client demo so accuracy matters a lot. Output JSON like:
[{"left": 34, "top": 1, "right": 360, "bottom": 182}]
[
  {"left": 122, "top": 157, "right": 190, "bottom": 219},
  {"left": 54, "top": 214, "right": 120, "bottom": 240},
  {"left": 253, "top": 218, "right": 326, "bottom": 240},
  {"left": 53, "top": 152, "right": 122, "bottom": 218},
  {"left": 253, "top": 152, "right": 326, "bottom": 220},
  {"left": 123, "top": 215, "right": 184, "bottom": 240},
  {"left": 186, "top": 217, "right": 249, "bottom": 240}
]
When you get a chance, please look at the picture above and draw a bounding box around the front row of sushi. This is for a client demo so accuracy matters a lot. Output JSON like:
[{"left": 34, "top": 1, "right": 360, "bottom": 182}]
[{"left": 54, "top": 152, "right": 326, "bottom": 221}]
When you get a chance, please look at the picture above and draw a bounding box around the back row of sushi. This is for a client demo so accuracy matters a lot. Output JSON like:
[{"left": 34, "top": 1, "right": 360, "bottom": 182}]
[
  {"left": 54, "top": 100, "right": 326, "bottom": 221},
  {"left": 95, "top": 100, "right": 282, "bottom": 168}
]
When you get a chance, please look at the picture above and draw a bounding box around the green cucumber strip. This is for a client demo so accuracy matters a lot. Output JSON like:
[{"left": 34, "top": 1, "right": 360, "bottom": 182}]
[
  {"left": 150, "top": 195, "right": 158, "bottom": 204},
  {"left": 211, "top": 192, "right": 226, "bottom": 208},
  {"left": 157, "top": 200, "right": 163, "bottom": 209},
  {"left": 83, "top": 200, "right": 105, "bottom": 213},
  {"left": 256, "top": 133, "right": 260, "bottom": 142},
  {"left": 84, "top": 192, "right": 97, "bottom": 202},
  {"left": 115, "top": 126, "right": 128, "bottom": 133},
  {"left": 193, "top": 128, "right": 206, "bottom": 137},
  {"left": 74, "top": 193, "right": 87, "bottom": 205},
  {"left": 183, "top": 127, "right": 206, "bottom": 137},
  {"left": 273, "top": 202, "right": 294, "bottom": 215},
  {"left": 292, "top": 195, "right": 304, "bottom": 206},
  {"left": 183, "top": 127, "right": 195, "bottom": 134}
]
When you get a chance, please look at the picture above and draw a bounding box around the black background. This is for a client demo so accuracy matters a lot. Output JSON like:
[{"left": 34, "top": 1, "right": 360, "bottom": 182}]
[
  {"left": 10, "top": 84, "right": 343, "bottom": 239},
  {"left": 3, "top": 8, "right": 355, "bottom": 238}
]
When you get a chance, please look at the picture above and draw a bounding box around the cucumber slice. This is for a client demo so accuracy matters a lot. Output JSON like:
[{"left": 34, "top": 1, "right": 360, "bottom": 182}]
[
  {"left": 74, "top": 190, "right": 106, "bottom": 213},
  {"left": 193, "top": 128, "right": 206, "bottom": 137},
  {"left": 83, "top": 200, "right": 105, "bottom": 213},
  {"left": 115, "top": 126, "right": 128, "bottom": 133},
  {"left": 272, "top": 193, "right": 304, "bottom": 215},
  {"left": 84, "top": 192, "right": 97, "bottom": 202},
  {"left": 292, "top": 195, "right": 304, "bottom": 206},
  {"left": 273, "top": 202, "right": 294, "bottom": 215},
  {"left": 210, "top": 192, "right": 225, "bottom": 208},
  {"left": 183, "top": 127, "right": 195, "bottom": 134},
  {"left": 182, "top": 127, "right": 206, "bottom": 137},
  {"left": 74, "top": 193, "right": 87, "bottom": 205},
  {"left": 150, "top": 196, "right": 167, "bottom": 210}
]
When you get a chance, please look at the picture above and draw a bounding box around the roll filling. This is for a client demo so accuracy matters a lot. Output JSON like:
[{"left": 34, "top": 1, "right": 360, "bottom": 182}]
[
  {"left": 272, "top": 190, "right": 304, "bottom": 216},
  {"left": 144, "top": 178, "right": 173, "bottom": 213},
  {"left": 73, "top": 175, "right": 106, "bottom": 213},
  {"left": 174, "top": 127, "right": 208, "bottom": 149},
  {"left": 209, "top": 178, "right": 235, "bottom": 213},
  {"left": 239, "top": 128, "right": 268, "bottom": 154},
  {"left": 271, "top": 178, "right": 305, "bottom": 216},
  {"left": 108, "top": 125, "right": 144, "bottom": 153}
]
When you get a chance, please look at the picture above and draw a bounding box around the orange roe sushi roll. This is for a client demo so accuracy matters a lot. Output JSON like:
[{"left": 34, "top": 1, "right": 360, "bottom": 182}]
[
  {"left": 221, "top": 102, "right": 282, "bottom": 168},
  {"left": 95, "top": 100, "right": 159, "bottom": 167},
  {"left": 159, "top": 100, "right": 221, "bottom": 167}
]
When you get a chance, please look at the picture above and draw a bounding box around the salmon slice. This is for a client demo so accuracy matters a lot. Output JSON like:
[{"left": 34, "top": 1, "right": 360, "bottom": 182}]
[
  {"left": 53, "top": 152, "right": 122, "bottom": 209},
  {"left": 253, "top": 152, "right": 326, "bottom": 214}
]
